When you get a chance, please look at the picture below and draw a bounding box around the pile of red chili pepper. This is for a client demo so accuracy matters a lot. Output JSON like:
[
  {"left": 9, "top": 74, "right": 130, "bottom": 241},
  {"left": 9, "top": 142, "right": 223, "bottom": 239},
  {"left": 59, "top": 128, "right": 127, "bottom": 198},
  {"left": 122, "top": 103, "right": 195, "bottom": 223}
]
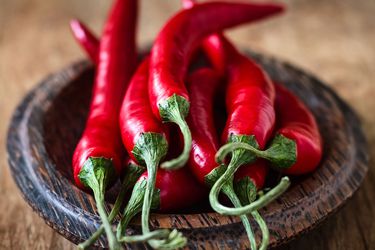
[{"left": 70, "top": 0, "right": 323, "bottom": 249}]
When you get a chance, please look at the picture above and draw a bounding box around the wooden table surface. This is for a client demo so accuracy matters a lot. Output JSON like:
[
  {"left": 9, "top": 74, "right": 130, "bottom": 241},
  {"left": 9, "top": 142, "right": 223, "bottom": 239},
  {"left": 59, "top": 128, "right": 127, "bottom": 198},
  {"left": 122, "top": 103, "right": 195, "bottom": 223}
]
[{"left": 1, "top": 0, "right": 374, "bottom": 249}]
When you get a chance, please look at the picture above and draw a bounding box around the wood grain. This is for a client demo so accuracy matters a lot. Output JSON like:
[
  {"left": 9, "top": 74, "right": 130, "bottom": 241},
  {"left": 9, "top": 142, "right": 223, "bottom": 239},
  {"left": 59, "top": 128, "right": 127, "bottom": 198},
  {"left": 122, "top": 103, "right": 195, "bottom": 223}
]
[{"left": 1, "top": 0, "right": 375, "bottom": 250}]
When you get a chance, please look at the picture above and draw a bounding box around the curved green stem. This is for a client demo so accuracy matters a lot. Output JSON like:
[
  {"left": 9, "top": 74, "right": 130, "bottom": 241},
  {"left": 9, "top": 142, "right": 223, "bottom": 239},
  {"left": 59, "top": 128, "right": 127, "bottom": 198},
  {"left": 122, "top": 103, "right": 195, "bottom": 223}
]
[
  {"left": 222, "top": 182, "right": 257, "bottom": 250},
  {"left": 121, "top": 230, "right": 170, "bottom": 243},
  {"left": 78, "top": 157, "right": 121, "bottom": 250},
  {"left": 251, "top": 211, "right": 269, "bottom": 250},
  {"left": 210, "top": 174, "right": 290, "bottom": 216},
  {"left": 160, "top": 116, "right": 192, "bottom": 170},
  {"left": 216, "top": 134, "right": 297, "bottom": 168},
  {"left": 116, "top": 177, "right": 167, "bottom": 243},
  {"left": 159, "top": 94, "right": 192, "bottom": 170},
  {"left": 119, "top": 133, "right": 185, "bottom": 248},
  {"left": 78, "top": 164, "right": 144, "bottom": 250},
  {"left": 216, "top": 142, "right": 265, "bottom": 164},
  {"left": 234, "top": 177, "right": 270, "bottom": 250}
]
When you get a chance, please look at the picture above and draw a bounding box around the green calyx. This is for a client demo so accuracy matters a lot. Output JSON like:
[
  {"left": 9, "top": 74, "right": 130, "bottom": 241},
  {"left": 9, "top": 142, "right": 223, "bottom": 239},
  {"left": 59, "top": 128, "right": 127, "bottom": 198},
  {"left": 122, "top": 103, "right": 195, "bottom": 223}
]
[
  {"left": 78, "top": 162, "right": 145, "bottom": 250},
  {"left": 264, "top": 134, "right": 297, "bottom": 168},
  {"left": 234, "top": 177, "right": 257, "bottom": 205},
  {"left": 132, "top": 132, "right": 168, "bottom": 167},
  {"left": 79, "top": 157, "right": 116, "bottom": 190},
  {"left": 78, "top": 157, "right": 121, "bottom": 250},
  {"left": 158, "top": 94, "right": 192, "bottom": 170},
  {"left": 205, "top": 164, "right": 227, "bottom": 187},
  {"left": 216, "top": 134, "right": 297, "bottom": 169},
  {"left": 158, "top": 94, "right": 190, "bottom": 121}
]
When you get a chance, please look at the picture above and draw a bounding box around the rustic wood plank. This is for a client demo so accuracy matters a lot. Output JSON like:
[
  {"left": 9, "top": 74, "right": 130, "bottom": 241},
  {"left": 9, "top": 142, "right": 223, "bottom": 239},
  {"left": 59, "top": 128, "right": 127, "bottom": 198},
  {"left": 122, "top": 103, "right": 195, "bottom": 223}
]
[{"left": 1, "top": 0, "right": 375, "bottom": 249}]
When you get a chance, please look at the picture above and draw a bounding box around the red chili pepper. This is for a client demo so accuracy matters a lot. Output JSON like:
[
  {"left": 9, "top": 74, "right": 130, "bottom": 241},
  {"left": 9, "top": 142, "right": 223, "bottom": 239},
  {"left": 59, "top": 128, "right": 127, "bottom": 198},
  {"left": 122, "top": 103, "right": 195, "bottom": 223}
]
[
  {"left": 182, "top": 29, "right": 289, "bottom": 219},
  {"left": 180, "top": 2, "right": 286, "bottom": 248},
  {"left": 118, "top": 58, "right": 186, "bottom": 249},
  {"left": 72, "top": 0, "right": 137, "bottom": 248},
  {"left": 202, "top": 35, "right": 291, "bottom": 218},
  {"left": 270, "top": 83, "right": 323, "bottom": 174},
  {"left": 149, "top": 1, "right": 284, "bottom": 170},
  {"left": 184, "top": 66, "right": 273, "bottom": 249},
  {"left": 185, "top": 68, "right": 254, "bottom": 248},
  {"left": 70, "top": 19, "right": 100, "bottom": 64},
  {"left": 216, "top": 83, "right": 323, "bottom": 175},
  {"left": 185, "top": 68, "right": 222, "bottom": 184}
]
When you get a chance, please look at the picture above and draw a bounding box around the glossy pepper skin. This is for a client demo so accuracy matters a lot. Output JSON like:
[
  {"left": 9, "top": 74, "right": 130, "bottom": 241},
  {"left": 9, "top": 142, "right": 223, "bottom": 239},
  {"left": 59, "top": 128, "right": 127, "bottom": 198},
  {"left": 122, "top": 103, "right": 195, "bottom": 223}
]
[
  {"left": 273, "top": 83, "right": 323, "bottom": 175},
  {"left": 141, "top": 167, "right": 207, "bottom": 212},
  {"left": 217, "top": 83, "right": 323, "bottom": 176},
  {"left": 119, "top": 58, "right": 169, "bottom": 163},
  {"left": 219, "top": 36, "right": 276, "bottom": 149},
  {"left": 118, "top": 58, "right": 186, "bottom": 249},
  {"left": 73, "top": 0, "right": 138, "bottom": 188},
  {"left": 185, "top": 68, "right": 261, "bottom": 249},
  {"left": 198, "top": 33, "right": 290, "bottom": 219},
  {"left": 186, "top": 68, "right": 222, "bottom": 184},
  {"left": 72, "top": 0, "right": 138, "bottom": 249},
  {"left": 149, "top": 1, "right": 284, "bottom": 170},
  {"left": 70, "top": 19, "right": 100, "bottom": 64}
]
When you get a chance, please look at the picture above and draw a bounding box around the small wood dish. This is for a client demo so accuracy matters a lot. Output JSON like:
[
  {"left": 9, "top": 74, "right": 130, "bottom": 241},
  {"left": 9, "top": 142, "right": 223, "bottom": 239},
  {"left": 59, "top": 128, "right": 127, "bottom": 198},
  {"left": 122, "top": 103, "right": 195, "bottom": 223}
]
[{"left": 6, "top": 51, "right": 368, "bottom": 249}]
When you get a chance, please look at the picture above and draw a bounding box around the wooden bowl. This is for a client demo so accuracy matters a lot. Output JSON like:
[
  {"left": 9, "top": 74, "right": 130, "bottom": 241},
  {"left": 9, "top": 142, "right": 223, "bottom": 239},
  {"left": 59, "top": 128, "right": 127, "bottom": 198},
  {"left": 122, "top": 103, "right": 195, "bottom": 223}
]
[{"left": 6, "top": 51, "right": 368, "bottom": 249}]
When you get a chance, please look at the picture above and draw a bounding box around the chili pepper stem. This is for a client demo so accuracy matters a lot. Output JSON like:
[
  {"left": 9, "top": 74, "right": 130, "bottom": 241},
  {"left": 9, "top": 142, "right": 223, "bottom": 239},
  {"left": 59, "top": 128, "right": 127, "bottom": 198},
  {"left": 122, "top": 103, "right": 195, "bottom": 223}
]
[
  {"left": 122, "top": 133, "right": 186, "bottom": 249},
  {"left": 251, "top": 210, "right": 269, "bottom": 250},
  {"left": 78, "top": 157, "right": 122, "bottom": 250},
  {"left": 141, "top": 158, "right": 187, "bottom": 249},
  {"left": 221, "top": 181, "right": 257, "bottom": 250},
  {"left": 234, "top": 177, "right": 270, "bottom": 249},
  {"left": 116, "top": 178, "right": 167, "bottom": 243},
  {"left": 159, "top": 94, "right": 192, "bottom": 170},
  {"left": 216, "top": 134, "right": 297, "bottom": 168},
  {"left": 78, "top": 164, "right": 145, "bottom": 250},
  {"left": 234, "top": 177, "right": 258, "bottom": 205},
  {"left": 210, "top": 172, "right": 291, "bottom": 216}
]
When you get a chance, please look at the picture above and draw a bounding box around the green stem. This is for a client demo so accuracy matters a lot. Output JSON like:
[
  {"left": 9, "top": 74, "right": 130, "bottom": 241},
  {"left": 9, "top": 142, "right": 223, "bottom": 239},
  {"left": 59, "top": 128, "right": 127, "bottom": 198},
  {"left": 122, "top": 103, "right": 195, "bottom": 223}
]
[
  {"left": 78, "top": 164, "right": 144, "bottom": 250},
  {"left": 142, "top": 160, "right": 159, "bottom": 247},
  {"left": 159, "top": 94, "right": 192, "bottom": 170},
  {"left": 216, "top": 134, "right": 297, "bottom": 169},
  {"left": 93, "top": 190, "right": 122, "bottom": 250},
  {"left": 216, "top": 142, "right": 265, "bottom": 163},
  {"left": 116, "top": 178, "right": 165, "bottom": 243},
  {"left": 121, "top": 230, "right": 171, "bottom": 243},
  {"left": 141, "top": 161, "right": 187, "bottom": 249},
  {"left": 251, "top": 211, "right": 269, "bottom": 250},
  {"left": 210, "top": 173, "right": 290, "bottom": 216},
  {"left": 78, "top": 157, "right": 121, "bottom": 250},
  {"left": 120, "top": 133, "right": 185, "bottom": 248},
  {"left": 160, "top": 115, "right": 192, "bottom": 170},
  {"left": 234, "top": 177, "right": 270, "bottom": 250},
  {"left": 222, "top": 182, "right": 257, "bottom": 250}
]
